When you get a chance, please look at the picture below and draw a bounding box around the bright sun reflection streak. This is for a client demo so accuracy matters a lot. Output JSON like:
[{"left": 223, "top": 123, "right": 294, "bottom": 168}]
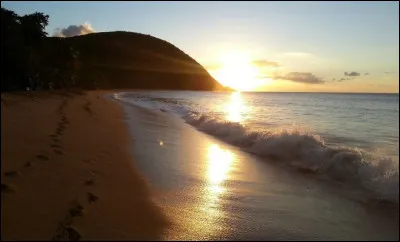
[
  {"left": 225, "top": 91, "right": 245, "bottom": 123},
  {"left": 207, "top": 144, "right": 234, "bottom": 188},
  {"left": 170, "top": 144, "right": 235, "bottom": 239},
  {"left": 203, "top": 143, "right": 234, "bottom": 228}
]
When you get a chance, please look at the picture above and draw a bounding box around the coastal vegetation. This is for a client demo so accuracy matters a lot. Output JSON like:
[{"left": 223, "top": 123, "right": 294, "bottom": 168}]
[{"left": 1, "top": 7, "right": 228, "bottom": 92}]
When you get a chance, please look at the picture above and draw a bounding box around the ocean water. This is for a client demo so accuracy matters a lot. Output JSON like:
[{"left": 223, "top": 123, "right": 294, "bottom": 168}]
[{"left": 111, "top": 91, "right": 399, "bottom": 240}]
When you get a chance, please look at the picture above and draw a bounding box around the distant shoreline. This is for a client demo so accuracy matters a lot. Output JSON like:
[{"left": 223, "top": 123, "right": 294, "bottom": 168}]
[{"left": 2, "top": 88, "right": 397, "bottom": 95}]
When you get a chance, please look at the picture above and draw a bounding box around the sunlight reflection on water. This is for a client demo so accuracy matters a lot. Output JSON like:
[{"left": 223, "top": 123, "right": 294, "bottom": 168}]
[
  {"left": 225, "top": 91, "right": 245, "bottom": 123},
  {"left": 198, "top": 144, "right": 236, "bottom": 235}
]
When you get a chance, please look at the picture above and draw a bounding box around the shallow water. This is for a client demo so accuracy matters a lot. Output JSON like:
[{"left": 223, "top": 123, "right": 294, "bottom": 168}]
[
  {"left": 119, "top": 91, "right": 399, "bottom": 159},
  {"left": 111, "top": 91, "right": 399, "bottom": 240}
]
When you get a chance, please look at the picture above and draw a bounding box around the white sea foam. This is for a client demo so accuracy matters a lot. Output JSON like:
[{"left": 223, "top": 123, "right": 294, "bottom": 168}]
[
  {"left": 114, "top": 92, "right": 399, "bottom": 204},
  {"left": 184, "top": 112, "right": 399, "bottom": 204}
]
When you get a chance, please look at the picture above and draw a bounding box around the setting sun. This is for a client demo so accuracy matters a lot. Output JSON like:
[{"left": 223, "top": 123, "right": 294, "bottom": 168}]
[
  {"left": 212, "top": 52, "right": 267, "bottom": 91},
  {"left": 1, "top": 1, "right": 398, "bottom": 241}
]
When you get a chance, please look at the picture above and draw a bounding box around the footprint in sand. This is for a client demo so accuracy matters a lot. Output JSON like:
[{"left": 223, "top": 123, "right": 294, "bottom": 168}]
[
  {"left": 52, "top": 200, "right": 84, "bottom": 240},
  {"left": 51, "top": 144, "right": 62, "bottom": 149},
  {"left": 54, "top": 149, "right": 64, "bottom": 155},
  {"left": 82, "top": 159, "right": 95, "bottom": 164},
  {"left": 1, "top": 183, "right": 16, "bottom": 193},
  {"left": 63, "top": 227, "right": 81, "bottom": 241},
  {"left": 36, "top": 154, "right": 50, "bottom": 161},
  {"left": 61, "top": 117, "right": 69, "bottom": 124},
  {"left": 68, "top": 201, "right": 85, "bottom": 217},
  {"left": 53, "top": 138, "right": 61, "bottom": 143},
  {"left": 85, "top": 169, "right": 101, "bottom": 177},
  {"left": 53, "top": 226, "right": 81, "bottom": 241},
  {"left": 87, "top": 192, "right": 99, "bottom": 203},
  {"left": 4, "top": 171, "right": 21, "bottom": 177},
  {"left": 84, "top": 178, "right": 95, "bottom": 186}
]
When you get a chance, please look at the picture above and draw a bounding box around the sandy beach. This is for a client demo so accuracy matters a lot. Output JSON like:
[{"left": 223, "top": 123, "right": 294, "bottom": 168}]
[{"left": 1, "top": 90, "right": 169, "bottom": 240}]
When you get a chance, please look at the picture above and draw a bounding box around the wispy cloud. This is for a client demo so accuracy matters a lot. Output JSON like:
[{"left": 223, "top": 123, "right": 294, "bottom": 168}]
[
  {"left": 344, "top": 71, "right": 360, "bottom": 77},
  {"left": 274, "top": 72, "right": 324, "bottom": 84},
  {"left": 206, "top": 58, "right": 280, "bottom": 70},
  {"left": 332, "top": 73, "right": 362, "bottom": 82},
  {"left": 251, "top": 59, "right": 280, "bottom": 67},
  {"left": 54, "top": 23, "right": 95, "bottom": 37},
  {"left": 335, "top": 77, "right": 352, "bottom": 82}
]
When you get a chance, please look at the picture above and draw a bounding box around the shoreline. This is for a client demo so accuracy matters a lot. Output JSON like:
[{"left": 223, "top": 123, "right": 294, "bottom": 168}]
[
  {"left": 1, "top": 90, "right": 169, "bottom": 240},
  {"left": 2, "top": 89, "right": 399, "bottom": 240},
  {"left": 111, "top": 91, "right": 399, "bottom": 240}
]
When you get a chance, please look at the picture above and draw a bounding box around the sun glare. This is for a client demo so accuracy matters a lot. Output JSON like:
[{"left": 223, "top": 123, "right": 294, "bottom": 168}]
[
  {"left": 212, "top": 52, "right": 266, "bottom": 91},
  {"left": 225, "top": 91, "right": 245, "bottom": 122},
  {"left": 207, "top": 144, "right": 234, "bottom": 185}
]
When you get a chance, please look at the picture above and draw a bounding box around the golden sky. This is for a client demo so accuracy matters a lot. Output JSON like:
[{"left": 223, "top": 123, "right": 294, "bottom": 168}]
[{"left": 204, "top": 50, "right": 399, "bottom": 93}]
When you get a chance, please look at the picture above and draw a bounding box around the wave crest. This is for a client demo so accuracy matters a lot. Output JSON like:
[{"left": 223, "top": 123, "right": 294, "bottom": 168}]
[{"left": 185, "top": 112, "right": 399, "bottom": 204}]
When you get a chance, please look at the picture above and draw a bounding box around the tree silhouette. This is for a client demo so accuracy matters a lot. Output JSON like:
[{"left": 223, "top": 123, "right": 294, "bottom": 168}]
[
  {"left": 1, "top": 7, "right": 227, "bottom": 92},
  {"left": 1, "top": 8, "right": 49, "bottom": 91}
]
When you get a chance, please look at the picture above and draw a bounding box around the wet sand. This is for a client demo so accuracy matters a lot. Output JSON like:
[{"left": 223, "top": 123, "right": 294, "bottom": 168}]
[
  {"left": 114, "top": 95, "right": 399, "bottom": 241},
  {"left": 1, "top": 91, "right": 168, "bottom": 240}
]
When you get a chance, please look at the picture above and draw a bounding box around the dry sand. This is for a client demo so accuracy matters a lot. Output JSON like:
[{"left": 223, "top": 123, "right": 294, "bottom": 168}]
[{"left": 1, "top": 90, "right": 169, "bottom": 240}]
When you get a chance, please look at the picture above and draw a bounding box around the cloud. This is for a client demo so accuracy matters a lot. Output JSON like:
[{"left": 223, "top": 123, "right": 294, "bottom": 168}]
[
  {"left": 274, "top": 72, "right": 324, "bottom": 84},
  {"left": 331, "top": 76, "right": 358, "bottom": 82},
  {"left": 251, "top": 59, "right": 280, "bottom": 67},
  {"left": 364, "top": 72, "right": 369, "bottom": 75},
  {"left": 336, "top": 78, "right": 350, "bottom": 82},
  {"left": 54, "top": 23, "right": 95, "bottom": 37},
  {"left": 206, "top": 59, "right": 280, "bottom": 70},
  {"left": 344, "top": 71, "right": 360, "bottom": 77}
]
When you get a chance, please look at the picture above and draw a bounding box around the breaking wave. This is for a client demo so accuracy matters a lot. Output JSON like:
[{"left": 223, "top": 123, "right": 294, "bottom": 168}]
[
  {"left": 184, "top": 112, "right": 399, "bottom": 204},
  {"left": 113, "top": 92, "right": 399, "bottom": 205}
]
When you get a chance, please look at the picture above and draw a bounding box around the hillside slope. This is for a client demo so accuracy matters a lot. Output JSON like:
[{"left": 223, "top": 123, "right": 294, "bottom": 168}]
[{"left": 52, "top": 31, "right": 227, "bottom": 91}]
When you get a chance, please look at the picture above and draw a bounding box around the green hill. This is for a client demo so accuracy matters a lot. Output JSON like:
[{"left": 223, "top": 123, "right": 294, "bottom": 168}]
[{"left": 50, "top": 31, "right": 228, "bottom": 91}]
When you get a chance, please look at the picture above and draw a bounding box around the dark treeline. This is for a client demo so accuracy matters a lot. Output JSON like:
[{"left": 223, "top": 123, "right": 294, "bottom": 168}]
[
  {"left": 1, "top": 8, "right": 228, "bottom": 92},
  {"left": 1, "top": 8, "right": 79, "bottom": 92}
]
